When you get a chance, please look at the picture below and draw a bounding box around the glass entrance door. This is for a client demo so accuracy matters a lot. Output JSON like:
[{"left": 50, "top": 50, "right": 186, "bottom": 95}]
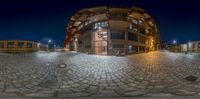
[{"left": 92, "top": 29, "right": 108, "bottom": 55}]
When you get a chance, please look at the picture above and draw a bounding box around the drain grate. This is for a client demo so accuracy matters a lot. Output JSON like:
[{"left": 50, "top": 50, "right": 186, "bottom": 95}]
[
  {"left": 184, "top": 75, "right": 198, "bottom": 82},
  {"left": 58, "top": 63, "right": 67, "bottom": 68}
]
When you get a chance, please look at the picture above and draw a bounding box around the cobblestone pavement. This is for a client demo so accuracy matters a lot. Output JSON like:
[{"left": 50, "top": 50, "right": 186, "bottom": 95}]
[{"left": 0, "top": 51, "right": 200, "bottom": 98}]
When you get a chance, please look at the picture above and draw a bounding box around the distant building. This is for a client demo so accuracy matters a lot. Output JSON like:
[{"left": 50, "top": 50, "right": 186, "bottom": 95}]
[
  {"left": 64, "top": 6, "right": 161, "bottom": 55},
  {"left": 170, "top": 45, "right": 181, "bottom": 52},
  {"left": 0, "top": 40, "right": 48, "bottom": 52},
  {"left": 180, "top": 44, "right": 187, "bottom": 52},
  {"left": 38, "top": 43, "right": 48, "bottom": 51},
  {"left": 180, "top": 41, "right": 200, "bottom": 53}
]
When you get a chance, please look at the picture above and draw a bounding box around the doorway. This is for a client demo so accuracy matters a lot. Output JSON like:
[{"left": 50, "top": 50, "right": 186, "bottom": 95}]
[{"left": 92, "top": 30, "right": 108, "bottom": 55}]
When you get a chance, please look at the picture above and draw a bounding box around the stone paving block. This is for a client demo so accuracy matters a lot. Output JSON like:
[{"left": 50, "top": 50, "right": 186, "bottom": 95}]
[{"left": 0, "top": 51, "right": 200, "bottom": 97}]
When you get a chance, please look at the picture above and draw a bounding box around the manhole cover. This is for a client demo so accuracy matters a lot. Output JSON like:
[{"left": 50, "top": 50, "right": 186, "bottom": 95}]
[
  {"left": 184, "top": 75, "right": 198, "bottom": 82},
  {"left": 58, "top": 64, "right": 67, "bottom": 68}
]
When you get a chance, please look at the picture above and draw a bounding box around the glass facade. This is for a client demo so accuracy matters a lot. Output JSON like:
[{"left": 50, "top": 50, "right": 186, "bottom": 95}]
[
  {"left": 132, "top": 19, "right": 138, "bottom": 24},
  {"left": 83, "top": 21, "right": 108, "bottom": 32},
  {"left": 128, "top": 33, "right": 138, "bottom": 41},
  {"left": 65, "top": 7, "right": 160, "bottom": 55},
  {"left": 110, "top": 30, "right": 125, "bottom": 40},
  {"left": 94, "top": 21, "right": 108, "bottom": 29},
  {"left": 92, "top": 30, "right": 108, "bottom": 55},
  {"left": 129, "top": 23, "right": 138, "bottom": 33}
]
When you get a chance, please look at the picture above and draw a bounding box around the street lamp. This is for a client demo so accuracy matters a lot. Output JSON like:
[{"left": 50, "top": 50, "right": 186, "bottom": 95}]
[
  {"left": 37, "top": 42, "right": 41, "bottom": 51},
  {"left": 173, "top": 40, "right": 178, "bottom": 52},
  {"left": 48, "top": 40, "right": 51, "bottom": 51},
  {"left": 173, "top": 40, "right": 177, "bottom": 45},
  {"left": 188, "top": 41, "right": 192, "bottom": 53}
]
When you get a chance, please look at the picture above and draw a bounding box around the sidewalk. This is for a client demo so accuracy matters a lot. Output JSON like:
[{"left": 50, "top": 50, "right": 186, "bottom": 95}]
[{"left": 0, "top": 96, "right": 199, "bottom": 99}]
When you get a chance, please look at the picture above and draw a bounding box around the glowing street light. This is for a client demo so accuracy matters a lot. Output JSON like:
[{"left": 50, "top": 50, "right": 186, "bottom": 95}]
[
  {"left": 173, "top": 40, "right": 177, "bottom": 45},
  {"left": 48, "top": 40, "right": 52, "bottom": 43},
  {"left": 37, "top": 42, "right": 41, "bottom": 51},
  {"left": 173, "top": 40, "right": 178, "bottom": 52},
  {"left": 37, "top": 42, "right": 41, "bottom": 46},
  {"left": 48, "top": 40, "right": 52, "bottom": 51}
]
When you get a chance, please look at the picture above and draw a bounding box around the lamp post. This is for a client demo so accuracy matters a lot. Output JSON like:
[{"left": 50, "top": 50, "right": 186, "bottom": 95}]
[
  {"left": 48, "top": 40, "right": 51, "bottom": 51},
  {"left": 188, "top": 41, "right": 192, "bottom": 53},
  {"left": 173, "top": 40, "right": 177, "bottom": 45},
  {"left": 173, "top": 40, "right": 177, "bottom": 52},
  {"left": 37, "top": 42, "right": 41, "bottom": 51}
]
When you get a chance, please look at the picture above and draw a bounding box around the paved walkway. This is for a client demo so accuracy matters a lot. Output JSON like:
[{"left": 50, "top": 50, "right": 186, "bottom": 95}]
[
  {"left": 1, "top": 96, "right": 200, "bottom": 99},
  {"left": 0, "top": 51, "right": 200, "bottom": 98}
]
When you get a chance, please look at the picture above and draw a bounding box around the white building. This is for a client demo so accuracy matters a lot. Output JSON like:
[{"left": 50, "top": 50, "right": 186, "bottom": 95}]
[{"left": 180, "top": 41, "right": 200, "bottom": 53}]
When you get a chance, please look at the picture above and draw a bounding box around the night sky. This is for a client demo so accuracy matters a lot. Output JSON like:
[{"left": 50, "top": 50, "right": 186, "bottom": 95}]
[{"left": 0, "top": 0, "right": 200, "bottom": 46}]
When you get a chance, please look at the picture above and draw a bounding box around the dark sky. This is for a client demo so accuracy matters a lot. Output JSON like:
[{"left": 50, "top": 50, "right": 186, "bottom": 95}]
[{"left": 0, "top": 0, "right": 200, "bottom": 45}]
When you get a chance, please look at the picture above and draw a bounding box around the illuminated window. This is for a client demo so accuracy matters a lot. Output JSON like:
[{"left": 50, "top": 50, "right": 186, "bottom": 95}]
[
  {"left": 85, "top": 21, "right": 89, "bottom": 26},
  {"left": 132, "top": 19, "right": 138, "bottom": 24},
  {"left": 134, "top": 28, "right": 138, "bottom": 32},
  {"left": 149, "top": 21, "right": 154, "bottom": 26},
  {"left": 78, "top": 24, "right": 83, "bottom": 30},
  {"left": 130, "top": 23, "right": 138, "bottom": 30},
  {"left": 129, "top": 24, "right": 132, "bottom": 29},
  {"left": 141, "top": 18, "right": 145, "bottom": 21},
  {"left": 88, "top": 20, "right": 92, "bottom": 24},
  {"left": 128, "top": 45, "right": 132, "bottom": 51},
  {"left": 145, "top": 29, "right": 149, "bottom": 33},
  {"left": 94, "top": 21, "right": 108, "bottom": 29},
  {"left": 94, "top": 23, "right": 99, "bottom": 29},
  {"left": 139, "top": 20, "right": 143, "bottom": 24},
  {"left": 102, "top": 31, "right": 107, "bottom": 38},
  {"left": 101, "top": 21, "right": 108, "bottom": 27}
]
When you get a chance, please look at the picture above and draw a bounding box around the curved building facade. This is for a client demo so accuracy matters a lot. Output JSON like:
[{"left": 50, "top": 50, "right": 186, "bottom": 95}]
[
  {"left": 0, "top": 40, "right": 38, "bottom": 52},
  {"left": 65, "top": 6, "right": 161, "bottom": 55}
]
